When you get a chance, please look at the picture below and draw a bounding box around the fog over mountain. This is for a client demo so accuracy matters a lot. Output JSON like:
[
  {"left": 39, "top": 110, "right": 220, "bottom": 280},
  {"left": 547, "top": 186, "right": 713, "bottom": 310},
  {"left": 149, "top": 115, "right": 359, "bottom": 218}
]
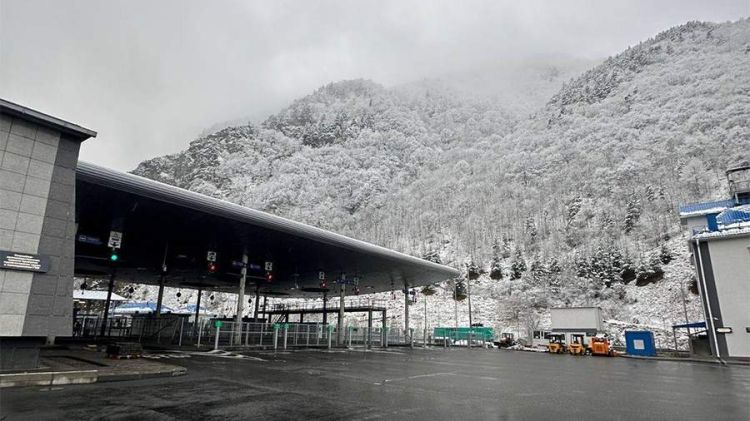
[{"left": 124, "top": 19, "right": 750, "bottom": 344}]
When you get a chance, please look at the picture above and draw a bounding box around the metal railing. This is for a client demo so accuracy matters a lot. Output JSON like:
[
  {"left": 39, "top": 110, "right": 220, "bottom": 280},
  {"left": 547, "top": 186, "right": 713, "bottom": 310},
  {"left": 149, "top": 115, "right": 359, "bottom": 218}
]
[
  {"left": 73, "top": 315, "right": 491, "bottom": 351},
  {"left": 205, "top": 321, "right": 335, "bottom": 350},
  {"left": 268, "top": 297, "right": 388, "bottom": 313}
]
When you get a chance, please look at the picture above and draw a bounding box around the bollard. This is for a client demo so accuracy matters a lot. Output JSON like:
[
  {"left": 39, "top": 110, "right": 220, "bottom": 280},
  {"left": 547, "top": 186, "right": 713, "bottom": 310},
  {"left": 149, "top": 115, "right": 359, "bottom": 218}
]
[
  {"left": 283, "top": 325, "right": 288, "bottom": 350},
  {"left": 260, "top": 323, "right": 265, "bottom": 347},
  {"left": 327, "top": 325, "right": 333, "bottom": 349},
  {"left": 197, "top": 322, "right": 202, "bottom": 347},
  {"left": 245, "top": 322, "right": 250, "bottom": 346},
  {"left": 214, "top": 325, "right": 220, "bottom": 351},
  {"left": 273, "top": 324, "right": 279, "bottom": 350},
  {"left": 179, "top": 318, "right": 184, "bottom": 347}
]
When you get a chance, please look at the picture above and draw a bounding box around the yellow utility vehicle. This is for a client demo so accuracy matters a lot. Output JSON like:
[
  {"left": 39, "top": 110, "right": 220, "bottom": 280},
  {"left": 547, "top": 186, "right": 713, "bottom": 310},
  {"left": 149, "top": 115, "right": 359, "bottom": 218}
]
[
  {"left": 568, "top": 334, "right": 586, "bottom": 356},
  {"left": 547, "top": 333, "right": 567, "bottom": 354}
]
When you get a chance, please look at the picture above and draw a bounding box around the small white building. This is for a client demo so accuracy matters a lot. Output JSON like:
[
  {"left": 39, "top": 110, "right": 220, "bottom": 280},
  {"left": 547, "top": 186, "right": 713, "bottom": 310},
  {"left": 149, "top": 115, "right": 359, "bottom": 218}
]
[{"left": 547, "top": 307, "right": 604, "bottom": 346}]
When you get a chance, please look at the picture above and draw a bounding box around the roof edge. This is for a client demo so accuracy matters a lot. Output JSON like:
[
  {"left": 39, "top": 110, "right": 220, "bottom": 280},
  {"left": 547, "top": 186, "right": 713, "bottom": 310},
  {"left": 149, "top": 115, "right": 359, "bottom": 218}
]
[
  {"left": 1, "top": 98, "right": 97, "bottom": 140},
  {"left": 75, "top": 161, "right": 461, "bottom": 279}
]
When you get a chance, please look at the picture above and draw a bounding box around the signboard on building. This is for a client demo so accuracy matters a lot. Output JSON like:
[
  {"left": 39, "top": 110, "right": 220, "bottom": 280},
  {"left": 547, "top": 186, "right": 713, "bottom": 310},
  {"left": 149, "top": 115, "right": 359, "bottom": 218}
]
[
  {"left": 0, "top": 250, "right": 50, "bottom": 273},
  {"left": 77, "top": 234, "right": 103, "bottom": 245}
]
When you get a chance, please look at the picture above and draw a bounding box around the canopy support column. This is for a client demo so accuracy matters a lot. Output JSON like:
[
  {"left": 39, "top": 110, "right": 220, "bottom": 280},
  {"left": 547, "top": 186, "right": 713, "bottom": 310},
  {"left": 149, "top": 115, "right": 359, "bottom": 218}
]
[
  {"left": 100, "top": 266, "right": 117, "bottom": 337},
  {"left": 253, "top": 287, "right": 259, "bottom": 321},
  {"left": 235, "top": 249, "right": 248, "bottom": 343},
  {"left": 323, "top": 291, "right": 328, "bottom": 325},
  {"left": 337, "top": 285, "right": 345, "bottom": 346},
  {"left": 367, "top": 307, "right": 373, "bottom": 349},
  {"left": 155, "top": 274, "right": 165, "bottom": 317},
  {"left": 404, "top": 286, "right": 410, "bottom": 343},
  {"left": 382, "top": 309, "right": 387, "bottom": 347},
  {"left": 195, "top": 287, "right": 203, "bottom": 333},
  {"left": 155, "top": 243, "right": 168, "bottom": 317}
]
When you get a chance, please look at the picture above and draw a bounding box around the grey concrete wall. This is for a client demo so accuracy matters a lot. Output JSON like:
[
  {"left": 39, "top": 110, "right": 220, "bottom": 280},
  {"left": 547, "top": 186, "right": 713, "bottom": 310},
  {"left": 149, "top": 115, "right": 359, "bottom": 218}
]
[
  {"left": 707, "top": 235, "right": 750, "bottom": 358},
  {"left": 0, "top": 112, "right": 80, "bottom": 338}
]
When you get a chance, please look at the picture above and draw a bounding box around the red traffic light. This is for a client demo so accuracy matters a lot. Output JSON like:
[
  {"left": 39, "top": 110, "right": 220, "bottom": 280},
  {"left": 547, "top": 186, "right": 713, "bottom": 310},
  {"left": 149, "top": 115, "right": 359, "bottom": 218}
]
[
  {"left": 266, "top": 271, "right": 273, "bottom": 282},
  {"left": 207, "top": 262, "right": 218, "bottom": 273}
]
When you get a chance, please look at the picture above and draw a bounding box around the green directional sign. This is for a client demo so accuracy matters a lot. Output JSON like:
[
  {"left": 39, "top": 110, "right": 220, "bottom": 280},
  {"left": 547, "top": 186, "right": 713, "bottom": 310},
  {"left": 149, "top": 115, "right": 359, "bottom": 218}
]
[
  {"left": 214, "top": 320, "right": 223, "bottom": 328},
  {"left": 273, "top": 323, "right": 280, "bottom": 330}
]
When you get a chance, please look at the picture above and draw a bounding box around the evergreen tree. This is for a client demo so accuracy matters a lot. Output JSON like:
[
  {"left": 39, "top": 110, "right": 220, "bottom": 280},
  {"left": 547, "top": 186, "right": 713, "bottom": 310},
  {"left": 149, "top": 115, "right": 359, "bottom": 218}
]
[
  {"left": 510, "top": 248, "right": 527, "bottom": 280},
  {"left": 489, "top": 239, "right": 503, "bottom": 280}
]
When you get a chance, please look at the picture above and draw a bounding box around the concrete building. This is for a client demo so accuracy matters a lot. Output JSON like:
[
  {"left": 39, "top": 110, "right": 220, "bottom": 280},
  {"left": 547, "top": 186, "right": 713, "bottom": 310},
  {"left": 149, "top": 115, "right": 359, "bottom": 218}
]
[
  {"left": 679, "top": 162, "right": 750, "bottom": 362},
  {"left": 1, "top": 99, "right": 96, "bottom": 369}
]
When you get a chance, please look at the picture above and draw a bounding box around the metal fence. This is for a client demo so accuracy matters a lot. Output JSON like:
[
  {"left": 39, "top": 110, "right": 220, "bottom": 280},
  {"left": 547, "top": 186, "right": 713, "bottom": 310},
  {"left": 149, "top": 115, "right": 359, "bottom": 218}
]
[
  {"left": 74, "top": 314, "right": 487, "bottom": 350},
  {"left": 205, "top": 321, "right": 335, "bottom": 350}
]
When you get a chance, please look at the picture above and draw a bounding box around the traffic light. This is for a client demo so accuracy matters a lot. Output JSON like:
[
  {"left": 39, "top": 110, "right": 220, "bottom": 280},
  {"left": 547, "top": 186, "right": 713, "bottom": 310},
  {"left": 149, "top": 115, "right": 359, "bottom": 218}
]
[
  {"left": 265, "top": 271, "right": 273, "bottom": 282},
  {"left": 109, "top": 248, "right": 119, "bottom": 262},
  {"left": 207, "top": 262, "right": 218, "bottom": 273}
]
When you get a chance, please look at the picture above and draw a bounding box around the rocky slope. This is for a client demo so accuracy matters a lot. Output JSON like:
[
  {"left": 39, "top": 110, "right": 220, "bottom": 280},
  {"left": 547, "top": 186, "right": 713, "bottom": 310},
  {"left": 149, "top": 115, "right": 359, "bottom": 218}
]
[{"left": 126, "top": 19, "right": 750, "bottom": 343}]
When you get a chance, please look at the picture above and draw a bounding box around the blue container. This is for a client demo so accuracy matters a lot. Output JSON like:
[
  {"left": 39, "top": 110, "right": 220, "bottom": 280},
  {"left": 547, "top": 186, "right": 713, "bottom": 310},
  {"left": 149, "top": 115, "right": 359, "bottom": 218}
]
[{"left": 625, "top": 331, "right": 656, "bottom": 356}]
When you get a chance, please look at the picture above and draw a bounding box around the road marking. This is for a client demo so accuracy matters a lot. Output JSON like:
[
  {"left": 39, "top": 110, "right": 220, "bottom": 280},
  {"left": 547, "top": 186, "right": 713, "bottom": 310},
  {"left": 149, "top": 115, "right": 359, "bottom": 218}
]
[{"left": 374, "top": 372, "right": 455, "bottom": 385}]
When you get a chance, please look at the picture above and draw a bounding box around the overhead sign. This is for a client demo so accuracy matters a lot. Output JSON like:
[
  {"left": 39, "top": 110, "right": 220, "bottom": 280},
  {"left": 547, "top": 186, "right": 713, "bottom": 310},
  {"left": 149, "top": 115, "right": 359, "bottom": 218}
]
[
  {"left": 108, "top": 231, "right": 123, "bottom": 249},
  {"left": 214, "top": 320, "right": 223, "bottom": 328},
  {"left": 335, "top": 278, "right": 357, "bottom": 285},
  {"left": 0, "top": 250, "right": 49, "bottom": 273},
  {"left": 207, "top": 251, "right": 217, "bottom": 262},
  {"left": 77, "top": 235, "right": 102, "bottom": 245}
]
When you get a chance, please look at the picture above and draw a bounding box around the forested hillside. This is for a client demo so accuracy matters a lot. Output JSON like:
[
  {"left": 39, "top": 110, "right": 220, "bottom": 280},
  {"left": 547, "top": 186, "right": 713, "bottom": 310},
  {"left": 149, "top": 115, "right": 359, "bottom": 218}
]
[{"left": 130, "top": 19, "right": 750, "bottom": 342}]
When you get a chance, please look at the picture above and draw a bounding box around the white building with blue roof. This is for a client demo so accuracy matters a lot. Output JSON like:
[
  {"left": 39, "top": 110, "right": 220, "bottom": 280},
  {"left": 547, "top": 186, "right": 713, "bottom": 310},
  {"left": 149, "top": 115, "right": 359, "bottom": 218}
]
[{"left": 679, "top": 162, "right": 750, "bottom": 361}]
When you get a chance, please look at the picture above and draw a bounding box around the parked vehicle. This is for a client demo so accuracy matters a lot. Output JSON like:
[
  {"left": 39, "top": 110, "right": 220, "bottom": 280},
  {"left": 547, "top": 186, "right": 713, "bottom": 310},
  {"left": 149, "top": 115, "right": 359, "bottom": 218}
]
[{"left": 547, "top": 333, "right": 567, "bottom": 354}]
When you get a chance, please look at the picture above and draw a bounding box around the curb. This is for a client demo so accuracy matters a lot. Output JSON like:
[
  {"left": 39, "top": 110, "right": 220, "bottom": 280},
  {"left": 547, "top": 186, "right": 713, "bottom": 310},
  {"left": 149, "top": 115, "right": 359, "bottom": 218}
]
[
  {"left": 620, "top": 354, "right": 750, "bottom": 366},
  {"left": 97, "top": 367, "right": 187, "bottom": 383},
  {"left": 0, "top": 370, "right": 98, "bottom": 388}
]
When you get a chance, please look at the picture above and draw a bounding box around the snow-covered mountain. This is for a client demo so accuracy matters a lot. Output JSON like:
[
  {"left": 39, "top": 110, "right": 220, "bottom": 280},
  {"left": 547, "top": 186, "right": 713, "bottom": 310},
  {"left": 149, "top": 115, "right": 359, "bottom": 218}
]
[{"left": 127, "top": 19, "right": 750, "bottom": 343}]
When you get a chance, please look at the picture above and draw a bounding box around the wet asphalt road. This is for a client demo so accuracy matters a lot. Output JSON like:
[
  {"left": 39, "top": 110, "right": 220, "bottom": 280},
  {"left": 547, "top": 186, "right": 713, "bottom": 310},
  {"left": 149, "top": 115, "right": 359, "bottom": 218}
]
[{"left": 2, "top": 347, "right": 749, "bottom": 420}]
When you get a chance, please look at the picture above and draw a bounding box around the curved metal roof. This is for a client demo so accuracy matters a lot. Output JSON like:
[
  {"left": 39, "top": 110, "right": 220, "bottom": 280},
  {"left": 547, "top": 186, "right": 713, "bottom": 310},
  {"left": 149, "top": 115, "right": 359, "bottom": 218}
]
[{"left": 75, "top": 161, "right": 459, "bottom": 294}]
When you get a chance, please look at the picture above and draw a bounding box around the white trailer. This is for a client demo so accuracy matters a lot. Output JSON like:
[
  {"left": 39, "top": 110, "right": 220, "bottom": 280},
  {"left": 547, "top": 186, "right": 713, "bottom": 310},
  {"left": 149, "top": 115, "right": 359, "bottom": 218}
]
[
  {"left": 549, "top": 307, "right": 604, "bottom": 348},
  {"left": 551, "top": 307, "right": 603, "bottom": 332}
]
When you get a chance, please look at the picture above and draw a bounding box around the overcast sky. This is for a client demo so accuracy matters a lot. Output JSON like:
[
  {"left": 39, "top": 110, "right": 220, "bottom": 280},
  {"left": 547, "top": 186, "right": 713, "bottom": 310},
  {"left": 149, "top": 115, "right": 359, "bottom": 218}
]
[{"left": 1, "top": 1, "right": 748, "bottom": 170}]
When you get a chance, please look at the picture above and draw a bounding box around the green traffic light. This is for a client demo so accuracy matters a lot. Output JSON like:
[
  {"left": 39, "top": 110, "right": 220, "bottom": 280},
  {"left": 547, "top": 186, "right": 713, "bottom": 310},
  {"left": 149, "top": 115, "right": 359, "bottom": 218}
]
[{"left": 110, "top": 253, "right": 119, "bottom": 262}]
